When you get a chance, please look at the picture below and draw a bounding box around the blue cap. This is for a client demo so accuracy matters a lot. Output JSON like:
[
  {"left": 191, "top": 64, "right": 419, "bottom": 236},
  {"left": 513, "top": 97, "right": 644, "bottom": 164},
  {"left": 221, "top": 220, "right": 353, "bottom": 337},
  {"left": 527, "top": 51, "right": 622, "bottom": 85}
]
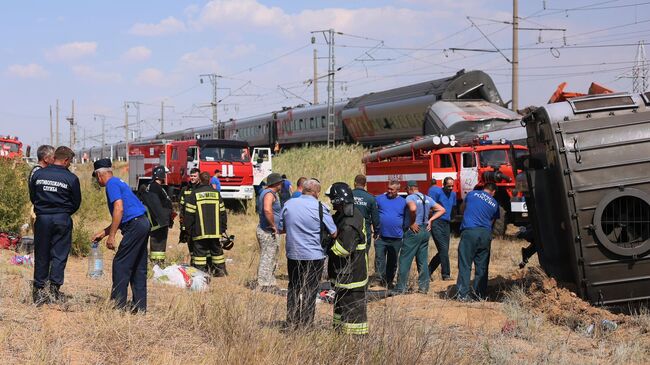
[
  {"left": 407, "top": 180, "right": 418, "bottom": 187},
  {"left": 92, "top": 158, "right": 111, "bottom": 177}
]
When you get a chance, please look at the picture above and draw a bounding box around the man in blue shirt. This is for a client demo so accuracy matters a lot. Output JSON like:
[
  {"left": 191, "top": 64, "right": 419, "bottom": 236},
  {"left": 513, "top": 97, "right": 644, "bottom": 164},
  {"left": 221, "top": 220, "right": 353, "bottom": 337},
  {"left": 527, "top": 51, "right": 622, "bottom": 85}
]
[
  {"left": 279, "top": 174, "right": 293, "bottom": 205},
  {"left": 92, "top": 159, "right": 150, "bottom": 313},
  {"left": 456, "top": 182, "right": 500, "bottom": 301},
  {"left": 210, "top": 168, "right": 221, "bottom": 192},
  {"left": 291, "top": 177, "right": 306, "bottom": 199},
  {"left": 279, "top": 178, "right": 337, "bottom": 329},
  {"left": 428, "top": 177, "right": 457, "bottom": 281},
  {"left": 30, "top": 146, "right": 81, "bottom": 305},
  {"left": 395, "top": 181, "right": 445, "bottom": 294},
  {"left": 374, "top": 179, "right": 406, "bottom": 289}
]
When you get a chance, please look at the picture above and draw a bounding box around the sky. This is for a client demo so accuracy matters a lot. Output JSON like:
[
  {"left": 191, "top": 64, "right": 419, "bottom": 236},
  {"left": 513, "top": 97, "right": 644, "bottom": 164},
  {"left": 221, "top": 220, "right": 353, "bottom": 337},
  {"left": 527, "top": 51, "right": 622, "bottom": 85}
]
[{"left": 1, "top": 0, "right": 649, "bottom": 149}]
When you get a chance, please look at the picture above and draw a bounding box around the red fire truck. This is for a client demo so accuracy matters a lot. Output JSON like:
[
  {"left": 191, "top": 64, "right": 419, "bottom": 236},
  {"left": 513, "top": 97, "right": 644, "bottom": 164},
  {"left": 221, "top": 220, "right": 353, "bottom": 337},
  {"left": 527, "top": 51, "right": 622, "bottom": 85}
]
[
  {"left": 0, "top": 135, "right": 24, "bottom": 159},
  {"left": 128, "top": 138, "right": 270, "bottom": 201},
  {"left": 363, "top": 135, "right": 528, "bottom": 234}
]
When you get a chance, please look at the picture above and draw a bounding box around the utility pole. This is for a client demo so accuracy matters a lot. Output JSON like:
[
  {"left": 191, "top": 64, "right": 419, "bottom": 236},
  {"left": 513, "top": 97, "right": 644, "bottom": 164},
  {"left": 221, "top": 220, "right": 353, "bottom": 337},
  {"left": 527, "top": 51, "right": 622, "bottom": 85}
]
[
  {"left": 125, "top": 101, "right": 142, "bottom": 140},
  {"left": 49, "top": 105, "right": 53, "bottom": 145},
  {"left": 200, "top": 74, "right": 222, "bottom": 139},
  {"left": 512, "top": 0, "right": 519, "bottom": 112},
  {"left": 66, "top": 100, "right": 75, "bottom": 150},
  {"left": 313, "top": 48, "right": 319, "bottom": 104},
  {"left": 124, "top": 102, "right": 129, "bottom": 163},
  {"left": 94, "top": 114, "right": 106, "bottom": 150},
  {"left": 55, "top": 99, "right": 59, "bottom": 146},
  {"left": 160, "top": 101, "right": 164, "bottom": 134},
  {"left": 311, "top": 28, "right": 336, "bottom": 147},
  {"left": 633, "top": 41, "right": 648, "bottom": 93}
]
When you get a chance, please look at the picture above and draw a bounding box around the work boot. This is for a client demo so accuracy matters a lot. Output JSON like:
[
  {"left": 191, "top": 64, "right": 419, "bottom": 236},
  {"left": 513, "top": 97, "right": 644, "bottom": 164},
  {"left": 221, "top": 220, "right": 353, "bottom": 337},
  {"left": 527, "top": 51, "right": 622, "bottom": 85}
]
[
  {"left": 49, "top": 285, "right": 68, "bottom": 304},
  {"left": 32, "top": 286, "right": 49, "bottom": 307},
  {"left": 211, "top": 264, "right": 228, "bottom": 277}
]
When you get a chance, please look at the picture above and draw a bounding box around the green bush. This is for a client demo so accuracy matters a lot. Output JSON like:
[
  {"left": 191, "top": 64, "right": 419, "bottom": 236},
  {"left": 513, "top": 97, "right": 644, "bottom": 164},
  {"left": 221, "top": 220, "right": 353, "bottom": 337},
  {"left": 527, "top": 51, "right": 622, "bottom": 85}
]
[{"left": 0, "top": 159, "right": 30, "bottom": 232}]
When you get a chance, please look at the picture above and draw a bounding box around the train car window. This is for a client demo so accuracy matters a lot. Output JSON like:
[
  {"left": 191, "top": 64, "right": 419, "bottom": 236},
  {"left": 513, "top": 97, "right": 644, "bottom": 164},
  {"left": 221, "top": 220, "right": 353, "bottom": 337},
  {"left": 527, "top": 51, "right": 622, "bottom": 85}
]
[
  {"left": 171, "top": 147, "right": 178, "bottom": 160},
  {"left": 321, "top": 116, "right": 326, "bottom": 128},
  {"left": 299, "top": 118, "right": 304, "bottom": 130}
]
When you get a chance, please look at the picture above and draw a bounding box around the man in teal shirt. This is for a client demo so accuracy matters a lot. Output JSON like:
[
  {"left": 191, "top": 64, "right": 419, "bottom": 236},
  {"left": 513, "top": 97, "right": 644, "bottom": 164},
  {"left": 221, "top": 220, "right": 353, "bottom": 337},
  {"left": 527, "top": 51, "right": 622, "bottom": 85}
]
[{"left": 352, "top": 174, "right": 380, "bottom": 253}]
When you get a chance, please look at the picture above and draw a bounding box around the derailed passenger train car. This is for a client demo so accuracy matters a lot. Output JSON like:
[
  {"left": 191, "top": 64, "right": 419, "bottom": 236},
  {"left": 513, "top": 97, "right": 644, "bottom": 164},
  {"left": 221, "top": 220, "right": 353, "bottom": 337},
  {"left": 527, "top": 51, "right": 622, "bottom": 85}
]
[
  {"left": 523, "top": 92, "right": 650, "bottom": 305},
  {"left": 342, "top": 69, "right": 507, "bottom": 145}
]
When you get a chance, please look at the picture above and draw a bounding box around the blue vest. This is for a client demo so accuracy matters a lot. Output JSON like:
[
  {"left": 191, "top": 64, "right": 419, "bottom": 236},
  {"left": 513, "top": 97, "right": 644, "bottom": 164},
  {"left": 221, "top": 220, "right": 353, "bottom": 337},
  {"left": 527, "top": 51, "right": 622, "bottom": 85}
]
[{"left": 258, "top": 188, "right": 281, "bottom": 231}]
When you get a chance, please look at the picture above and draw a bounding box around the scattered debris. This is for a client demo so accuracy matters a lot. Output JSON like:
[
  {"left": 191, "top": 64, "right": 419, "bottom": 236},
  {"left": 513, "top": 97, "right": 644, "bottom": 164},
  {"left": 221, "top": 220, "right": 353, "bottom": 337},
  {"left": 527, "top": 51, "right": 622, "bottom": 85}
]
[
  {"left": 510, "top": 268, "right": 626, "bottom": 330},
  {"left": 10, "top": 254, "right": 32, "bottom": 266},
  {"left": 316, "top": 290, "right": 335, "bottom": 304},
  {"left": 152, "top": 264, "right": 209, "bottom": 291},
  {"left": 0, "top": 231, "right": 20, "bottom": 250}
]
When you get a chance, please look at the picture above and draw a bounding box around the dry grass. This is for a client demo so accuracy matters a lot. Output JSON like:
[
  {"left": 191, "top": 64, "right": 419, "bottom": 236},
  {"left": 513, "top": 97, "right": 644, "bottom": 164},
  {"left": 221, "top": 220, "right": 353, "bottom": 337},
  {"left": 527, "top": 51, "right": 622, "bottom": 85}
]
[{"left": 1, "top": 146, "right": 649, "bottom": 364}]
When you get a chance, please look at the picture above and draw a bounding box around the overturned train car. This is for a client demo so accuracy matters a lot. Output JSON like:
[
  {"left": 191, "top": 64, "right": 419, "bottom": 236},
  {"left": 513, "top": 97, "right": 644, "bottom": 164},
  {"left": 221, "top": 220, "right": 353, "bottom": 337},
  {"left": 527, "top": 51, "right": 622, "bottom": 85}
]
[{"left": 523, "top": 92, "right": 650, "bottom": 305}]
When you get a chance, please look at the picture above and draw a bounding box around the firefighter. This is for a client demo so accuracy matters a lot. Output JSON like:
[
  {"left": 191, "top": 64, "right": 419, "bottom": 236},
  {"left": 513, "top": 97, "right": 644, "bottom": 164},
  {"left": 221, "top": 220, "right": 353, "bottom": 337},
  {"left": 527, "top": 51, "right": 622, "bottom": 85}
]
[
  {"left": 456, "top": 182, "right": 500, "bottom": 301},
  {"left": 179, "top": 168, "right": 200, "bottom": 254},
  {"left": 326, "top": 182, "right": 369, "bottom": 335},
  {"left": 141, "top": 166, "right": 173, "bottom": 266},
  {"left": 394, "top": 181, "right": 445, "bottom": 295},
  {"left": 92, "top": 159, "right": 150, "bottom": 313},
  {"left": 30, "top": 146, "right": 81, "bottom": 306},
  {"left": 184, "top": 172, "right": 229, "bottom": 276}
]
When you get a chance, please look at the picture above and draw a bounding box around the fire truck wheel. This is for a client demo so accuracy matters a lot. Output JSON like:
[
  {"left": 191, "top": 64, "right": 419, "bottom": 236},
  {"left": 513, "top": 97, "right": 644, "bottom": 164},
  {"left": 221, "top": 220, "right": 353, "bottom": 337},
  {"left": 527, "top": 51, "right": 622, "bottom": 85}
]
[{"left": 492, "top": 206, "right": 507, "bottom": 238}]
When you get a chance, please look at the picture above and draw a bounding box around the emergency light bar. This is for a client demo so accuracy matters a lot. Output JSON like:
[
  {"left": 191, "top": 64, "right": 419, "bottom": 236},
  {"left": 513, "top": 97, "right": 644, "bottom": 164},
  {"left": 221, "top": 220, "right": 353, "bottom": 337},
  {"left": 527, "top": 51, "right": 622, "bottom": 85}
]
[{"left": 477, "top": 138, "right": 510, "bottom": 145}]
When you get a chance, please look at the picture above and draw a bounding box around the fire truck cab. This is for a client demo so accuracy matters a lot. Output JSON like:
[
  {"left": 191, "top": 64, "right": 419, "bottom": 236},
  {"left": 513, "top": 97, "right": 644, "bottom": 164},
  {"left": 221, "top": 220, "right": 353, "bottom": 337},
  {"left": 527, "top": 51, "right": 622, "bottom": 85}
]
[
  {"left": 364, "top": 136, "right": 528, "bottom": 233},
  {"left": 129, "top": 139, "right": 265, "bottom": 201},
  {"left": 0, "top": 135, "right": 23, "bottom": 159}
]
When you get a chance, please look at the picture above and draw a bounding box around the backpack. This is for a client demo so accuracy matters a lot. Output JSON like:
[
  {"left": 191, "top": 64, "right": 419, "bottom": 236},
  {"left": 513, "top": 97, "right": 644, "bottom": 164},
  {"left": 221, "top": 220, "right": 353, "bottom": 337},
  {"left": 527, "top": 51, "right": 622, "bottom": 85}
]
[{"left": 138, "top": 183, "right": 171, "bottom": 230}]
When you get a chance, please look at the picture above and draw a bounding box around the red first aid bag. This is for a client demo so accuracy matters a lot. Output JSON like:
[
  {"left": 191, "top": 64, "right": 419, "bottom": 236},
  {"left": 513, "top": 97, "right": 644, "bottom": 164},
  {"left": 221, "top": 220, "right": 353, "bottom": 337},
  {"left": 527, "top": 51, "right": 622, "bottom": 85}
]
[{"left": 0, "top": 232, "right": 20, "bottom": 250}]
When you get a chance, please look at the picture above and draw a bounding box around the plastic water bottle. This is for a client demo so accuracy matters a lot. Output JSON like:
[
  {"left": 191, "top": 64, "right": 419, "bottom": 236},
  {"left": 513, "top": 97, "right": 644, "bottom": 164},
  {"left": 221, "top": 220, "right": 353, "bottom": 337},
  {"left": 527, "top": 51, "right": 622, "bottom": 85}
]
[{"left": 88, "top": 242, "right": 103, "bottom": 278}]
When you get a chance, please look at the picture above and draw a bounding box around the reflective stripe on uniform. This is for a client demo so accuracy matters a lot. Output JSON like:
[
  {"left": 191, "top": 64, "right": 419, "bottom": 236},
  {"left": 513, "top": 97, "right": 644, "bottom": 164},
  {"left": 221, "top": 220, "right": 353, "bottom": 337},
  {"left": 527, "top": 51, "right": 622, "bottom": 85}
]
[
  {"left": 211, "top": 255, "right": 226, "bottom": 264},
  {"left": 150, "top": 251, "right": 165, "bottom": 260},
  {"left": 341, "top": 322, "right": 368, "bottom": 335},
  {"left": 356, "top": 243, "right": 367, "bottom": 251},
  {"left": 192, "top": 256, "right": 207, "bottom": 265},
  {"left": 334, "top": 277, "right": 368, "bottom": 289},
  {"left": 331, "top": 240, "right": 350, "bottom": 257},
  {"left": 193, "top": 234, "right": 220, "bottom": 240},
  {"left": 144, "top": 207, "right": 162, "bottom": 231}
]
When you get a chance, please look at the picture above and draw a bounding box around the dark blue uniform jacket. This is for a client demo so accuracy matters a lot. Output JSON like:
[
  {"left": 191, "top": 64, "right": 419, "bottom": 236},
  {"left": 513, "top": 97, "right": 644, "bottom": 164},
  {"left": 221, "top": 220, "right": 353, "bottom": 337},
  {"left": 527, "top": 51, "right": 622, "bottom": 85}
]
[{"left": 30, "top": 164, "right": 81, "bottom": 215}]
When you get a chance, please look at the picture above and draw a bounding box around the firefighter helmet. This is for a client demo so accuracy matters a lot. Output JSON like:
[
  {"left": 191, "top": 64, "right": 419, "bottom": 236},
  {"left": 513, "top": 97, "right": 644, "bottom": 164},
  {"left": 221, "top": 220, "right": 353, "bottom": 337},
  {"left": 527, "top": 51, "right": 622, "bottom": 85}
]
[
  {"left": 152, "top": 165, "right": 167, "bottom": 180},
  {"left": 326, "top": 182, "right": 354, "bottom": 205}
]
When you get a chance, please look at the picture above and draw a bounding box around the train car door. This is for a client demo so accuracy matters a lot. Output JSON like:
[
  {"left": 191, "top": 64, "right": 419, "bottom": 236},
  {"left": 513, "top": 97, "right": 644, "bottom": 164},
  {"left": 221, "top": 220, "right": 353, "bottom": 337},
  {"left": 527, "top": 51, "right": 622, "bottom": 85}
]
[{"left": 268, "top": 116, "right": 277, "bottom": 147}]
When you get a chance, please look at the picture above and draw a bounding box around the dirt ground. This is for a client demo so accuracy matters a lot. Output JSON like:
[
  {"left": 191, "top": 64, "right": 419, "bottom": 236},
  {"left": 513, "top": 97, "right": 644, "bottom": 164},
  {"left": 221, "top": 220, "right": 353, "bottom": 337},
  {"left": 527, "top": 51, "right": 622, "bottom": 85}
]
[{"left": 1, "top": 218, "right": 648, "bottom": 364}]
